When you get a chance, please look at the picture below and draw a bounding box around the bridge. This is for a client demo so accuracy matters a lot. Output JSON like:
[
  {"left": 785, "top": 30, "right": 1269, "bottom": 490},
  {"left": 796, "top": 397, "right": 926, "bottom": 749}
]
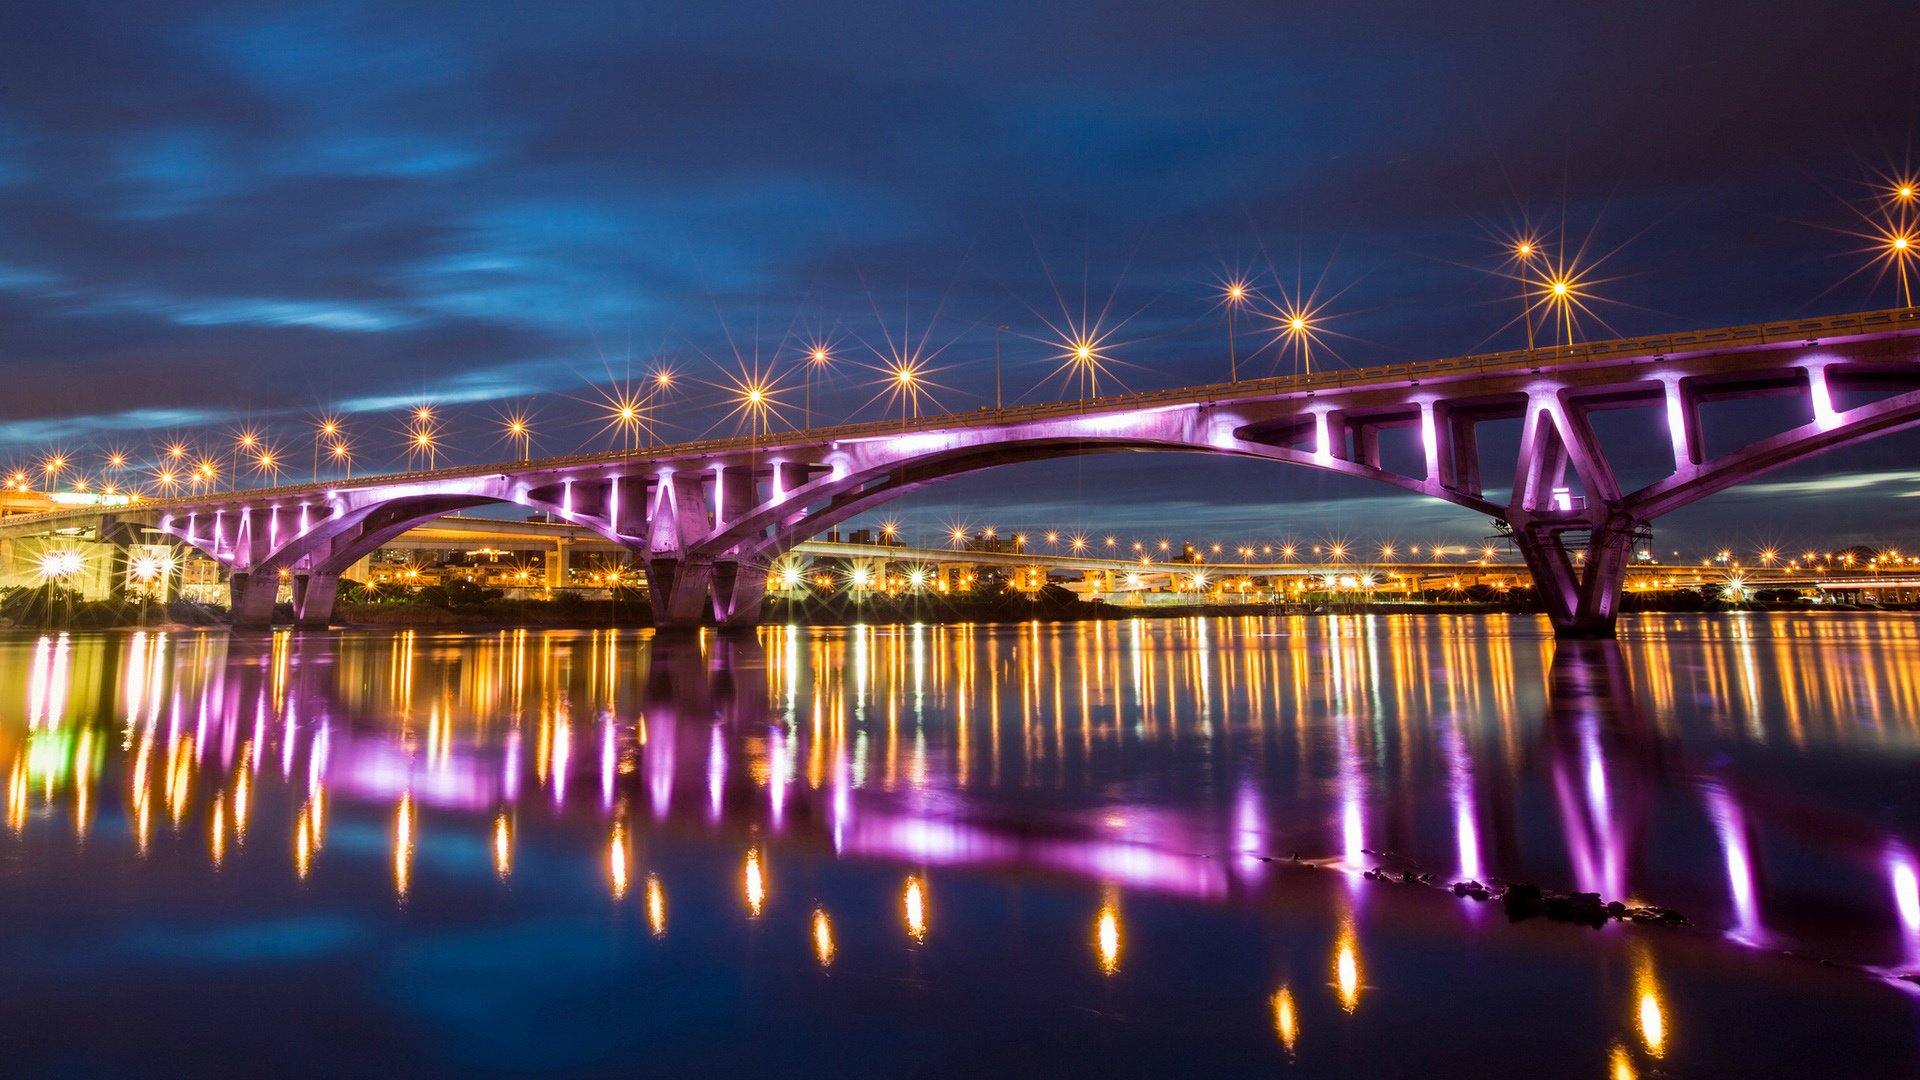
[{"left": 4, "top": 306, "right": 1918, "bottom": 637}]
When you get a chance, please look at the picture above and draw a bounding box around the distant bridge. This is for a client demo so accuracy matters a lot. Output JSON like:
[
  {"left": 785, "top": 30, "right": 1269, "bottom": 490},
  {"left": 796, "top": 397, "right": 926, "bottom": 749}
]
[{"left": 4, "top": 306, "right": 1918, "bottom": 637}]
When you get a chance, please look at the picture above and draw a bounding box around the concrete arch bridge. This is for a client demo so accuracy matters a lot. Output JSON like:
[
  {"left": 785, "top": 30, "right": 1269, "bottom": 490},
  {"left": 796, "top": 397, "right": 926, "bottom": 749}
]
[{"left": 4, "top": 306, "right": 1917, "bottom": 638}]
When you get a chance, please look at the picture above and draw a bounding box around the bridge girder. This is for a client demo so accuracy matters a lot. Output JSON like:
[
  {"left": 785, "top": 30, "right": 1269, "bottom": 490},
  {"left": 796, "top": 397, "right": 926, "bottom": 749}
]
[{"left": 3, "top": 311, "right": 1912, "bottom": 634}]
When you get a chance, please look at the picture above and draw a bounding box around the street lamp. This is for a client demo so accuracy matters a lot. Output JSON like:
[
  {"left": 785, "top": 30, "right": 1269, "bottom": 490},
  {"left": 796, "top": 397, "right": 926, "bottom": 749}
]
[
  {"left": 1511, "top": 239, "right": 1539, "bottom": 352},
  {"left": 805, "top": 345, "right": 831, "bottom": 430},
  {"left": 1222, "top": 280, "right": 1251, "bottom": 383},
  {"left": 231, "top": 428, "right": 260, "bottom": 492},
  {"left": 313, "top": 415, "right": 341, "bottom": 482},
  {"left": 993, "top": 324, "right": 1009, "bottom": 411}
]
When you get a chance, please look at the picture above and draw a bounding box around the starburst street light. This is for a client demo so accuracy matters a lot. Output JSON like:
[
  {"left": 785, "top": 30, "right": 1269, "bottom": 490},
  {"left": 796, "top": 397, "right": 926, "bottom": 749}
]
[
  {"left": 406, "top": 423, "right": 442, "bottom": 472},
  {"left": 229, "top": 427, "right": 262, "bottom": 492},
  {"left": 328, "top": 440, "right": 353, "bottom": 480},
  {"left": 250, "top": 444, "right": 284, "bottom": 483},
  {"left": 859, "top": 349, "right": 945, "bottom": 429},
  {"left": 1219, "top": 278, "right": 1254, "bottom": 383},
  {"left": 803, "top": 343, "right": 833, "bottom": 431},
  {"left": 312, "top": 414, "right": 342, "bottom": 482},
  {"left": 498, "top": 406, "right": 536, "bottom": 462},
  {"left": 1268, "top": 295, "right": 1329, "bottom": 375},
  {"left": 716, "top": 365, "right": 789, "bottom": 443},
  {"left": 592, "top": 382, "right": 653, "bottom": 453},
  {"left": 1881, "top": 225, "right": 1917, "bottom": 308},
  {"left": 1507, "top": 236, "right": 1543, "bottom": 352}
]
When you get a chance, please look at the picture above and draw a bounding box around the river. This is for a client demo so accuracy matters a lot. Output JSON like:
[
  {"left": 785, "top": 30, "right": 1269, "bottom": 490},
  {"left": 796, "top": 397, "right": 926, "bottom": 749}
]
[{"left": 2, "top": 614, "right": 1916, "bottom": 1076}]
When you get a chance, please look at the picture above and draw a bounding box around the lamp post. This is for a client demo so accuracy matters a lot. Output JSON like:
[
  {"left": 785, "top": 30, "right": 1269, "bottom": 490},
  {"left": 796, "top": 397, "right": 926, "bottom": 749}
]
[
  {"left": 994, "top": 324, "right": 1008, "bottom": 411},
  {"left": 805, "top": 347, "right": 830, "bottom": 430},
  {"left": 1223, "top": 282, "right": 1249, "bottom": 382},
  {"left": 313, "top": 417, "right": 339, "bottom": 482},
  {"left": 1513, "top": 241, "right": 1538, "bottom": 353}
]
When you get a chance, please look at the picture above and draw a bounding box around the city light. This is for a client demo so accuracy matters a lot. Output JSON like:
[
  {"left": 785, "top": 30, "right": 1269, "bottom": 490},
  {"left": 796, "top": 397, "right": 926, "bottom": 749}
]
[
  {"left": 1094, "top": 896, "right": 1121, "bottom": 974},
  {"left": 903, "top": 876, "right": 928, "bottom": 942}
]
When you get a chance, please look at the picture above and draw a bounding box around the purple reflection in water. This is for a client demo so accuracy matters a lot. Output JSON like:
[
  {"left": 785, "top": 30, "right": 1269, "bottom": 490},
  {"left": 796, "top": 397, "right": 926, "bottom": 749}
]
[
  {"left": 1443, "top": 716, "right": 1482, "bottom": 881},
  {"left": 843, "top": 811, "right": 1229, "bottom": 898},
  {"left": 333, "top": 739, "right": 495, "bottom": 810},
  {"left": 706, "top": 725, "right": 725, "bottom": 822},
  {"left": 1704, "top": 782, "right": 1765, "bottom": 946},
  {"left": 647, "top": 729, "right": 673, "bottom": 820},
  {"left": 1890, "top": 842, "right": 1920, "bottom": 968},
  {"left": 1233, "top": 776, "right": 1267, "bottom": 882}
]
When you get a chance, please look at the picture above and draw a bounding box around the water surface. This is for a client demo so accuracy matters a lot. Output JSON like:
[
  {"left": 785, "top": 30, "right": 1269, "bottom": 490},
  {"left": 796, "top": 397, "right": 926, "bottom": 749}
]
[{"left": 3, "top": 614, "right": 1917, "bottom": 1077}]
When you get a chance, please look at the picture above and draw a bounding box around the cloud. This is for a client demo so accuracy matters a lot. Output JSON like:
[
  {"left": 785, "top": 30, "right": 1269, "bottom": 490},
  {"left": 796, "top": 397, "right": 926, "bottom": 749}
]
[{"left": 0, "top": 1, "right": 1915, "bottom": 546}]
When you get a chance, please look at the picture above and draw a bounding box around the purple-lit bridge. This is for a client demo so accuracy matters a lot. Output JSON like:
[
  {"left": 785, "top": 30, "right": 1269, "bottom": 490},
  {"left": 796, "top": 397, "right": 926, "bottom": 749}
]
[{"left": 9, "top": 306, "right": 1920, "bottom": 637}]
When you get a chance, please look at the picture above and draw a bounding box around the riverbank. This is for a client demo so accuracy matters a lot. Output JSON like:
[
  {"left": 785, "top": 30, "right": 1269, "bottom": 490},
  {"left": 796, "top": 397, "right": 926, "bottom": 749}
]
[{"left": 1, "top": 588, "right": 1902, "bottom": 631}]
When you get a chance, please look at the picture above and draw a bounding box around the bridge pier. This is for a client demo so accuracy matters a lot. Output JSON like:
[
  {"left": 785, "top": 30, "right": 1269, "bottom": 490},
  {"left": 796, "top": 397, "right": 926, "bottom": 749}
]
[
  {"left": 292, "top": 572, "right": 340, "bottom": 628},
  {"left": 228, "top": 570, "right": 280, "bottom": 628},
  {"left": 1509, "top": 516, "right": 1637, "bottom": 640},
  {"left": 710, "top": 560, "right": 766, "bottom": 628},
  {"left": 648, "top": 557, "right": 715, "bottom": 630}
]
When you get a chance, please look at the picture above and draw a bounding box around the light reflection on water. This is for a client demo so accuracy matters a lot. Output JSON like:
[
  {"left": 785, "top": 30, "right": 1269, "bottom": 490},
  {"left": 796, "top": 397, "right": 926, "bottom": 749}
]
[{"left": 1, "top": 614, "right": 1919, "bottom": 1075}]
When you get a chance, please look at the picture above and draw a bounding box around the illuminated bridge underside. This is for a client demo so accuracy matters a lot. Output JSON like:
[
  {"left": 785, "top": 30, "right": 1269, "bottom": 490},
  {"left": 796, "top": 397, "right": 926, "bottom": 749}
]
[{"left": 12, "top": 308, "right": 1920, "bottom": 637}]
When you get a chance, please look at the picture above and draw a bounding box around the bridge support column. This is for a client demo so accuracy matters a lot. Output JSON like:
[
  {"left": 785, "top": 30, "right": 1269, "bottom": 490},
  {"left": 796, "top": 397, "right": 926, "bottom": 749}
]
[
  {"left": 1509, "top": 514, "right": 1638, "bottom": 640},
  {"left": 292, "top": 572, "right": 340, "bottom": 628},
  {"left": 227, "top": 570, "right": 280, "bottom": 628},
  {"left": 648, "top": 557, "right": 714, "bottom": 631},
  {"left": 710, "top": 560, "right": 766, "bottom": 629}
]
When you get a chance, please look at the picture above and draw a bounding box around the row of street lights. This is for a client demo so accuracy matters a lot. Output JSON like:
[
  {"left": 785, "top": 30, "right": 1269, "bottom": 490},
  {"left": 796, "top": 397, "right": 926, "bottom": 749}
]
[{"left": 9, "top": 191, "right": 1919, "bottom": 495}]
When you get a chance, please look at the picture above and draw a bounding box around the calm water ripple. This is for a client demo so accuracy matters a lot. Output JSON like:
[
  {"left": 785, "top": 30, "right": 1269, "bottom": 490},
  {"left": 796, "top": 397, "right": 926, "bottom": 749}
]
[{"left": 2, "top": 613, "right": 1917, "bottom": 1077}]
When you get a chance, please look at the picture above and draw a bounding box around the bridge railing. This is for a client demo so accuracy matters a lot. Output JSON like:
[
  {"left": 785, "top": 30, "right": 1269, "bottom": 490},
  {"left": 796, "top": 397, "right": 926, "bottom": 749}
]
[{"left": 4, "top": 307, "right": 1914, "bottom": 530}]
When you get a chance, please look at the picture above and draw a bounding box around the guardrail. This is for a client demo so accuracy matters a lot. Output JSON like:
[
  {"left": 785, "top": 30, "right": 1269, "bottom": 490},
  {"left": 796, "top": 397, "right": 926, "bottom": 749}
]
[{"left": 4, "top": 305, "right": 1914, "bottom": 531}]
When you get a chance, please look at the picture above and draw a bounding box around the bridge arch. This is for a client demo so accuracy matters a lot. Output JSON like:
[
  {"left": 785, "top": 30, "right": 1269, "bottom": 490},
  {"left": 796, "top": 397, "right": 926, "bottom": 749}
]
[{"left": 690, "top": 426, "right": 1501, "bottom": 567}]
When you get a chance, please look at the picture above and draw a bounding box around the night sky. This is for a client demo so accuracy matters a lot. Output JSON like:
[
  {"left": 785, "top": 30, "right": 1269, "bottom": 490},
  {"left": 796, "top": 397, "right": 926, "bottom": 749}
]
[{"left": 3, "top": 2, "right": 1918, "bottom": 553}]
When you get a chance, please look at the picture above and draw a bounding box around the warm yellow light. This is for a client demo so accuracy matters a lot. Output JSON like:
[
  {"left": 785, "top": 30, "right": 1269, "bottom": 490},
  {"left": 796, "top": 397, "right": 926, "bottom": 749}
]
[
  {"left": 646, "top": 874, "right": 667, "bottom": 936},
  {"left": 393, "top": 793, "right": 415, "bottom": 899},
  {"left": 1290, "top": 316, "right": 1306, "bottom": 331},
  {"left": 1551, "top": 279, "right": 1570, "bottom": 296},
  {"left": 811, "top": 347, "right": 829, "bottom": 363},
  {"left": 1638, "top": 991, "right": 1665, "bottom": 1055},
  {"left": 608, "top": 823, "right": 629, "bottom": 899},
  {"left": 1895, "top": 235, "right": 1912, "bottom": 252},
  {"left": 744, "top": 849, "right": 766, "bottom": 916},
  {"left": 1271, "top": 987, "right": 1298, "bottom": 1052},
  {"left": 1074, "top": 343, "right": 1093, "bottom": 362},
  {"left": 904, "top": 876, "right": 928, "bottom": 942},
  {"left": 1516, "top": 241, "right": 1534, "bottom": 257},
  {"left": 812, "top": 908, "right": 835, "bottom": 966},
  {"left": 1095, "top": 897, "right": 1121, "bottom": 974},
  {"left": 492, "top": 813, "right": 511, "bottom": 876},
  {"left": 1335, "top": 936, "right": 1361, "bottom": 1010}
]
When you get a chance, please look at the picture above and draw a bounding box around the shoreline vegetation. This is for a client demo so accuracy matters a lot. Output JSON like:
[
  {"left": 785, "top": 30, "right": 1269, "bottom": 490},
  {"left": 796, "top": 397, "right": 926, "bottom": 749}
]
[{"left": 0, "top": 579, "right": 1904, "bottom": 631}]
